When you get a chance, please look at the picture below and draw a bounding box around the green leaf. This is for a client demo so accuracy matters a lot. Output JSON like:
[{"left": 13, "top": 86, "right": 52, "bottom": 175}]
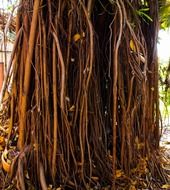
[
  {"left": 136, "top": 10, "right": 153, "bottom": 23},
  {"left": 138, "top": 8, "right": 149, "bottom": 12}
]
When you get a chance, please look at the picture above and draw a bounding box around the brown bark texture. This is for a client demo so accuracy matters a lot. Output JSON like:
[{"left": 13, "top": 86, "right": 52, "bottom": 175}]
[{"left": 2, "top": 0, "right": 167, "bottom": 189}]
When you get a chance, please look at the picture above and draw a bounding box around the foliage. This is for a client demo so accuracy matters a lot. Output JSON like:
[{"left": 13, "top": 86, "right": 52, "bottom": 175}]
[
  {"left": 159, "top": 61, "right": 170, "bottom": 117},
  {"left": 136, "top": 8, "right": 153, "bottom": 23},
  {"left": 159, "top": 0, "right": 170, "bottom": 29},
  {"left": 158, "top": 0, "right": 170, "bottom": 118}
]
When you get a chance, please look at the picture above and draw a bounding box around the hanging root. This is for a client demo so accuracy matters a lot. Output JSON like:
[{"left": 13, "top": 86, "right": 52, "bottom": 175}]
[
  {"left": 40, "top": 162, "right": 48, "bottom": 190},
  {"left": 3, "top": 0, "right": 167, "bottom": 189}
]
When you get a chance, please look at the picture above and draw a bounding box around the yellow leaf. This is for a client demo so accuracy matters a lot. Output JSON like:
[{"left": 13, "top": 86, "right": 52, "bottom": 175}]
[
  {"left": 1, "top": 149, "right": 11, "bottom": 172},
  {"left": 135, "top": 136, "right": 139, "bottom": 144},
  {"left": 136, "top": 157, "right": 148, "bottom": 175},
  {"left": 131, "top": 167, "right": 137, "bottom": 174},
  {"left": 130, "top": 40, "right": 136, "bottom": 52},
  {"left": 139, "top": 54, "right": 146, "bottom": 63},
  {"left": 33, "top": 143, "right": 39, "bottom": 151},
  {"left": 131, "top": 180, "right": 137, "bottom": 186},
  {"left": 135, "top": 137, "right": 144, "bottom": 150},
  {"left": 73, "top": 33, "right": 81, "bottom": 42},
  {"left": 129, "top": 185, "right": 136, "bottom": 190},
  {"left": 0, "top": 146, "right": 3, "bottom": 151},
  {"left": 137, "top": 142, "right": 144, "bottom": 150},
  {"left": 69, "top": 105, "right": 75, "bottom": 112},
  {"left": 162, "top": 184, "right": 170, "bottom": 189},
  {"left": 91, "top": 176, "right": 99, "bottom": 181},
  {"left": 116, "top": 169, "right": 124, "bottom": 178},
  {"left": 0, "top": 136, "right": 4, "bottom": 144},
  {"left": 3, "top": 91, "right": 10, "bottom": 101},
  {"left": 5, "top": 128, "right": 10, "bottom": 134},
  {"left": 47, "top": 184, "right": 53, "bottom": 190}
]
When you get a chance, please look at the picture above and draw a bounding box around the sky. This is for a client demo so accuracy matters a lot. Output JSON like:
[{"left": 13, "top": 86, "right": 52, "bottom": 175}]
[
  {"left": 0, "top": 0, "right": 18, "bottom": 10},
  {"left": 0, "top": 0, "right": 10, "bottom": 9},
  {"left": 157, "top": 29, "right": 170, "bottom": 63}
]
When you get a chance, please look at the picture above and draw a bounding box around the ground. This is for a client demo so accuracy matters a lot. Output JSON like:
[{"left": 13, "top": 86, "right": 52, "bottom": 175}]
[
  {"left": 160, "top": 121, "right": 170, "bottom": 185},
  {"left": 0, "top": 95, "right": 169, "bottom": 189}
]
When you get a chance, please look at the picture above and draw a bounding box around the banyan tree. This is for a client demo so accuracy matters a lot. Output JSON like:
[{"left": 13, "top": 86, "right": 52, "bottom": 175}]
[{"left": 1, "top": 0, "right": 168, "bottom": 189}]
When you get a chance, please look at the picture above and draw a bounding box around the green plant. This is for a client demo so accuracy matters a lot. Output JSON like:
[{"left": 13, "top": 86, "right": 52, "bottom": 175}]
[
  {"left": 136, "top": 8, "right": 153, "bottom": 23},
  {"left": 159, "top": 0, "right": 170, "bottom": 29},
  {"left": 159, "top": 61, "right": 170, "bottom": 116}
]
